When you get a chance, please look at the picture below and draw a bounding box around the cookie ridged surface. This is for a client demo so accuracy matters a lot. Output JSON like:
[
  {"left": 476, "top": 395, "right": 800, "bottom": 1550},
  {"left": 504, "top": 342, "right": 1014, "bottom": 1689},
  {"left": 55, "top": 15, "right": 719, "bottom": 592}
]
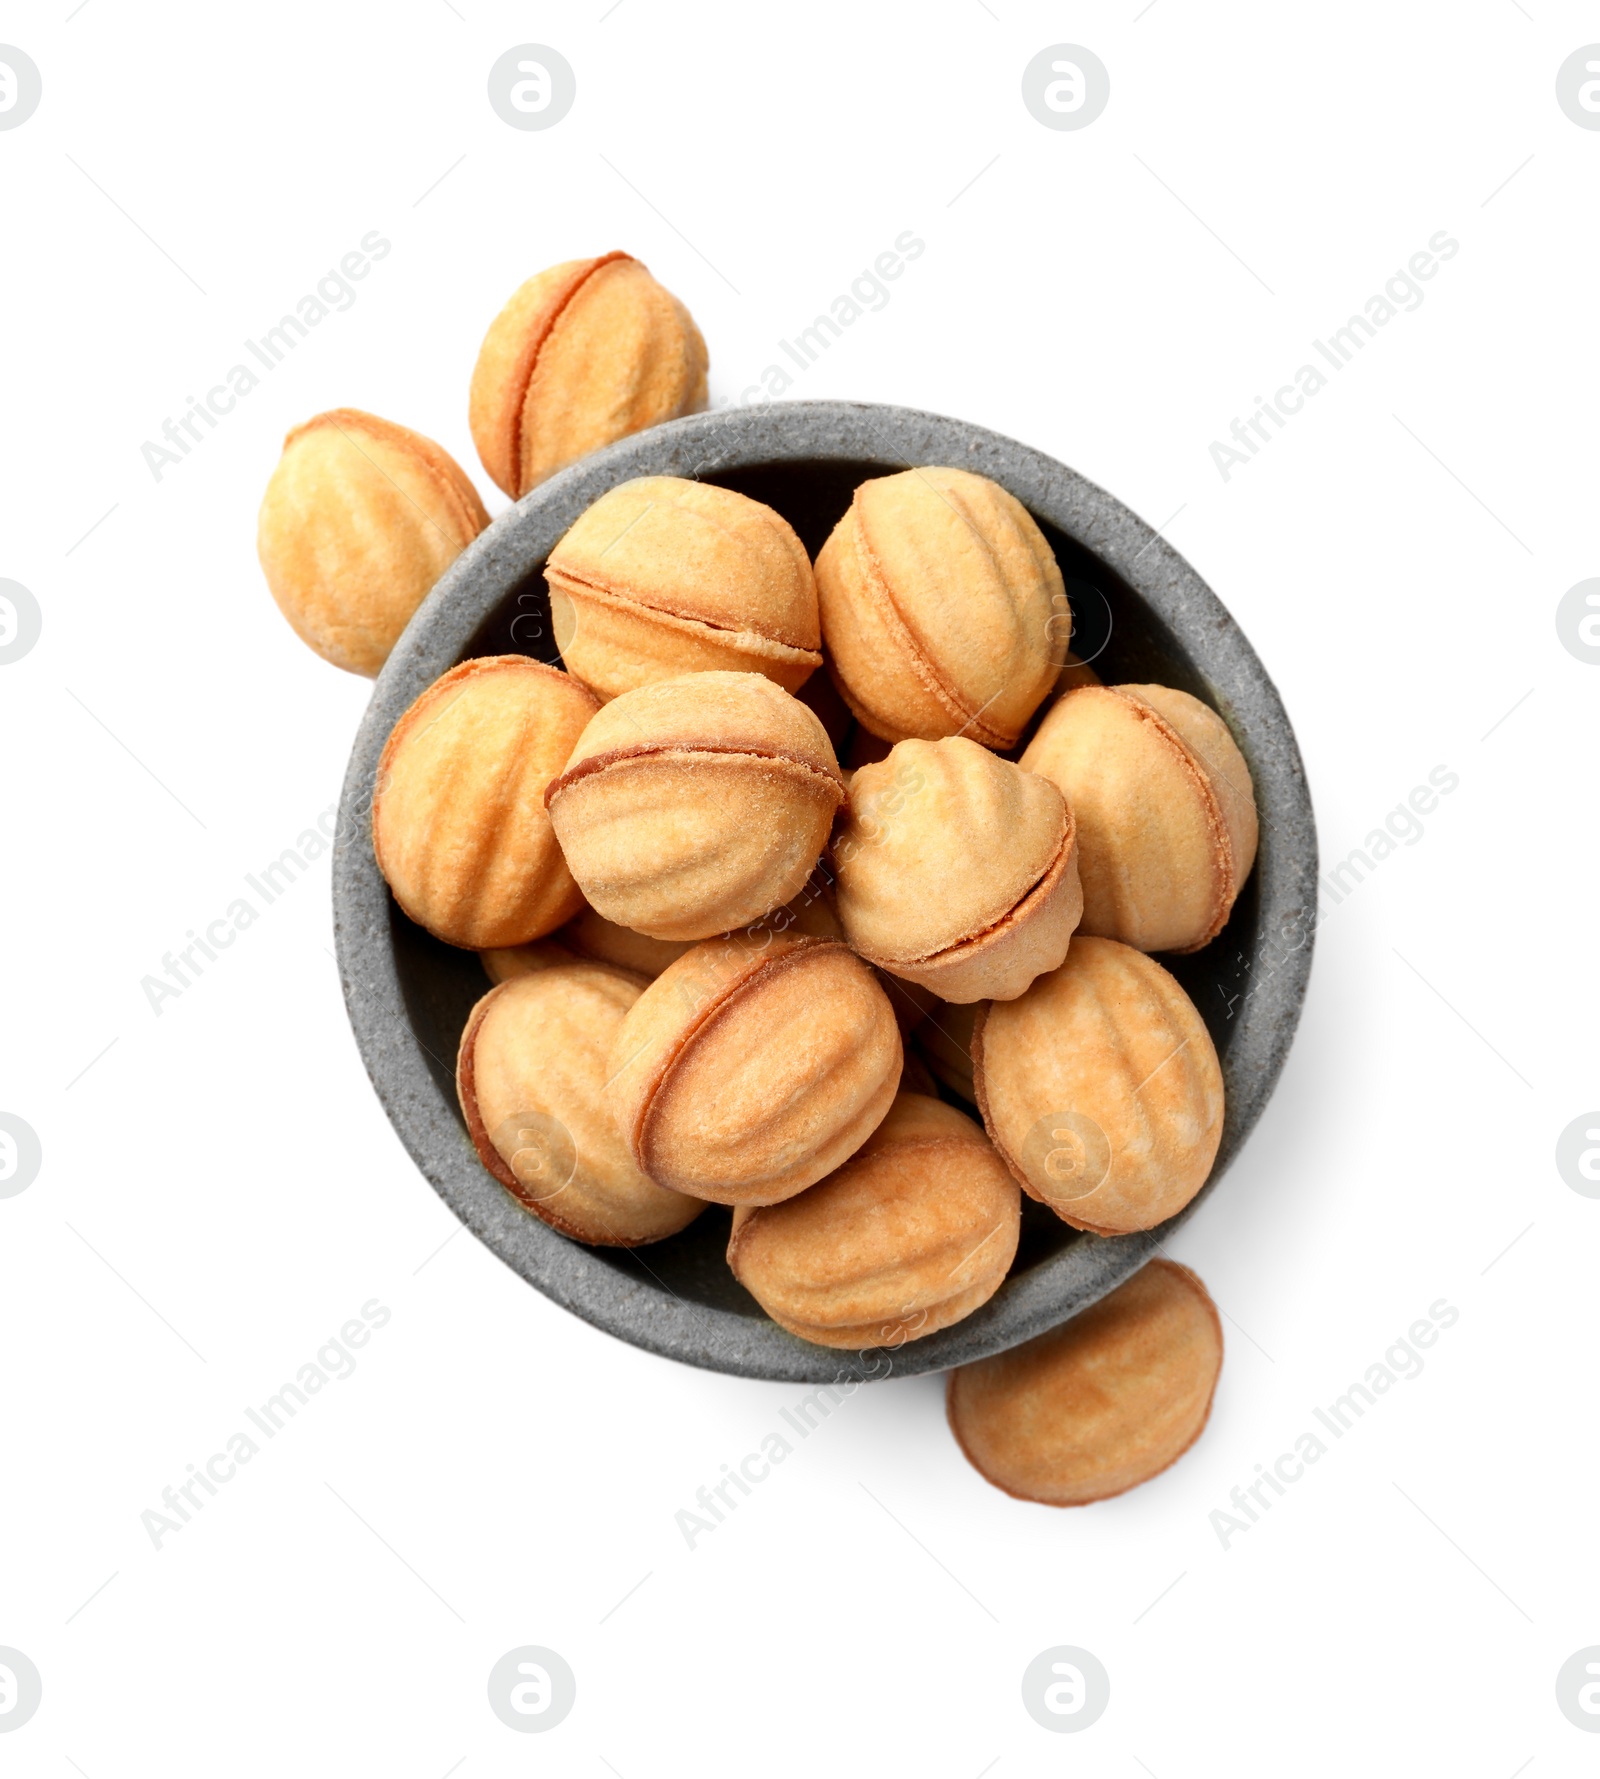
[
  {"left": 545, "top": 671, "right": 845, "bottom": 941},
  {"left": 973, "top": 935, "right": 1223, "bottom": 1234},
  {"left": 373, "top": 656, "right": 598, "bottom": 949},
  {"left": 605, "top": 933, "right": 901, "bottom": 1205},
  {"left": 1020, "top": 683, "right": 1258, "bottom": 953},
  {"left": 469, "top": 253, "right": 708, "bottom": 499},
  {"left": 457, "top": 962, "right": 705, "bottom": 1246},
  {"left": 947, "top": 1259, "right": 1223, "bottom": 1505},
  {"left": 257, "top": 408, "right": 489, "bottom": 677},
  {"left": 547, "top": 476, "right": 821, "bottom": 699},
  {"left": 835, "top": 737, "right": 1082, "bottom": 1002},
  {"left": 815, "top": 467, "right": 1065, "bottom": 749},
  {"left": 727, "top": 1092, "right": 1020, "bottom": 1347}
]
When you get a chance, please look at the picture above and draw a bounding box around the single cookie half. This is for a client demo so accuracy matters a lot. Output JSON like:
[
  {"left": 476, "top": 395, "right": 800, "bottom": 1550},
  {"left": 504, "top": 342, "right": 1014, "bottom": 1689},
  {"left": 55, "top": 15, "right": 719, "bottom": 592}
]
[
  {"left": 479, "top": 939, "right": 579, "bottom": 985},
  {"left": 947, "top": 1260, "right": 1223, "bottom": 1505},
  {"left": 556, "top": 905, "right": 692, "bottom": 980}
]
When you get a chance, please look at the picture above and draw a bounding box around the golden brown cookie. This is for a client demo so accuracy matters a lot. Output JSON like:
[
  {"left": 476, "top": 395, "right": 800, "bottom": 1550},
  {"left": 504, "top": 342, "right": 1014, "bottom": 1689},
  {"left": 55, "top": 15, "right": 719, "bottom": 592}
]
[
  {"left": 482, "top": 908, "right": 691, "bottom": 985},
  {"left": 258, "top": 409, "right": 489, "bottom": 677},
  {"left": 545, "top": 671, "right": 845, "bottom": 940},
  {"left": 556, "top": 905, "right": 691, "bottom": 979},
  {"left": 457, "top": 961, "right": 704, "bottom": 1246},
  {"left": 606, "top": 933, "right": 901, "bottom": 1205},
  {"left": 815, "top": 467, "right": 1065, "bottom": 749},
  {"left": 1020, "top": 683, "right": 1258, "bottom": 953},
  {"left": 973, "top": 936, "right": 1223, "bottom": 1234},
  {"left": 547, "top": 477, "right": 820, "bottom": 700},
  {"left": 479, "top": 940, "right": 578, "bottom": 985},
  {"left": 373, "top": 656, "right": 598, "bottom": 948},
  {"left": 947, "top": 1260, "right": 1223, "bottom": 1505},
  {"left": 1054, "top": 649, "right": 1102, "bottom": 693},
  {"left": 727, "top": 1092, "right": 1020, "bottom": 1347},
  {"left": 469, "top": 253, "right": 707, "bottom": 498},
  {"left": 835, "top": 738, "right": 1082, "bottom": 1003}
]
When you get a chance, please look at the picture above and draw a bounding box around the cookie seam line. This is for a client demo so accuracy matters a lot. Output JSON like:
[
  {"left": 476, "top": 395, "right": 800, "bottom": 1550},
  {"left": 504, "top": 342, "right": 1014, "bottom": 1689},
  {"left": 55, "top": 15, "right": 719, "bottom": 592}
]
[
  {"left": 629, "top": 937, "right": 851, "bottom": 1169},
  {"left": 547, "top": 568, "right": 822, "bottom": 659},
  {"left": 1109, "top": 687, "right": 1236, "bottom": 949},
  {"left": 848, "top": 811, "right": 1074, "bottom": 970},
  {"left": 546, "top": 742, "right": 845, "bottom": 805},
  {"left": 511, "top": 251, "right": 633, "bottom": 490}
]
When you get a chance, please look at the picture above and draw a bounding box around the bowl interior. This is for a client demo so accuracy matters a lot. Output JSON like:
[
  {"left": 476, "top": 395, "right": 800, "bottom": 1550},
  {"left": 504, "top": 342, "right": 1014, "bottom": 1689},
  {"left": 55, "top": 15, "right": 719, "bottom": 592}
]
[{"left": 383, "top": 456, "right": 1260, "bottom": 1327}]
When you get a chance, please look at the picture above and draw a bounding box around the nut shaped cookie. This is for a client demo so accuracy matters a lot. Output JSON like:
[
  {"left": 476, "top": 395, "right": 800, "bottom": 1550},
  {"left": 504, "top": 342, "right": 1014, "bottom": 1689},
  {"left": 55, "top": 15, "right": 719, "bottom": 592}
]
[
  {"left": 973, "top": 936, "right": 1223, "bottom": 1234},
  {"left": 469, "top": 253, "right": 708, "bottom": 499},
  {"left": 457, "top": 961, "right": 705, "bottom": 1246},
  {"left": 1020, "top": 683, "right": 1259, "bottom": 953},
  {"left": 257, "top": 409, "right": 489, "bottom": 677},
  {"left": 606, "top": 933, "right": 901, "bottom": 1205},
  {"left": 815, "top": 467, "right": 1065, "bottom": 749},
  {"left": 547, "top": 477, "right": 821, "bottom": 699},
  {"left": 545, "top": 671, "right": 845, "bottom": 941},
  {"left": 835, "top": 738, "right": 1083, "bottom": 1003},
  {"left": 727, "top": 1092, "right": 1020, "bottom": 1348},
  {"left": 373, "top": 656, "right": 599, "bottom": 949},
  {"left": 947, "top": 1260, "right": 1223, "bottom": 1505}
]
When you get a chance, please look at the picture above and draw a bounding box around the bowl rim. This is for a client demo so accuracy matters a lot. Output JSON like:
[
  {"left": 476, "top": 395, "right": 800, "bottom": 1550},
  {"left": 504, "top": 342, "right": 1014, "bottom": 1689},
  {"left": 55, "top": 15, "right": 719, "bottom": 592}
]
[{"left": 333, "top": 398, "right": 1317, "bottom": 1385}]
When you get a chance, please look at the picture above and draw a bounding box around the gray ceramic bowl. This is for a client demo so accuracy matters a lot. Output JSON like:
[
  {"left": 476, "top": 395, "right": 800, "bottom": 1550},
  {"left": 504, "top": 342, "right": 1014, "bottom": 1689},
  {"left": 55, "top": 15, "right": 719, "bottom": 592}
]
[{"left": 333, "top": 401, "right": 1316, "bottom": 1384}]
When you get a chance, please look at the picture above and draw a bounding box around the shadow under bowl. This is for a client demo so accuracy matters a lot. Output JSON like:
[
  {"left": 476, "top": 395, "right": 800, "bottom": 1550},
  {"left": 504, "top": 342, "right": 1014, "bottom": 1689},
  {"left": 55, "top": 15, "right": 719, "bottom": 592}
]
[{"left": 333, "top": 400, "right": 1317, "bottom": 1384}]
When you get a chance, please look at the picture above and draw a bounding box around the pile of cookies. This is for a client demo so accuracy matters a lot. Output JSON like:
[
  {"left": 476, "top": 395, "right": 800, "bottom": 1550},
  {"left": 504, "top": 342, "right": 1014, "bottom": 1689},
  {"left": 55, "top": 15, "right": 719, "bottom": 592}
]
[{"left": 258, "top": 249, "right": 1258, "bottom": 1507}]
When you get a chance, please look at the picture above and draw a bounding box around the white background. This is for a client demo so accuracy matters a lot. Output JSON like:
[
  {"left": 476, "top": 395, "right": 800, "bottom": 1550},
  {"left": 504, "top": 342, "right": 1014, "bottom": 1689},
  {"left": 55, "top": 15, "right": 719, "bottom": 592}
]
[{"left": 1, "top": 2, "right": 1593, "bottom": 1772}]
